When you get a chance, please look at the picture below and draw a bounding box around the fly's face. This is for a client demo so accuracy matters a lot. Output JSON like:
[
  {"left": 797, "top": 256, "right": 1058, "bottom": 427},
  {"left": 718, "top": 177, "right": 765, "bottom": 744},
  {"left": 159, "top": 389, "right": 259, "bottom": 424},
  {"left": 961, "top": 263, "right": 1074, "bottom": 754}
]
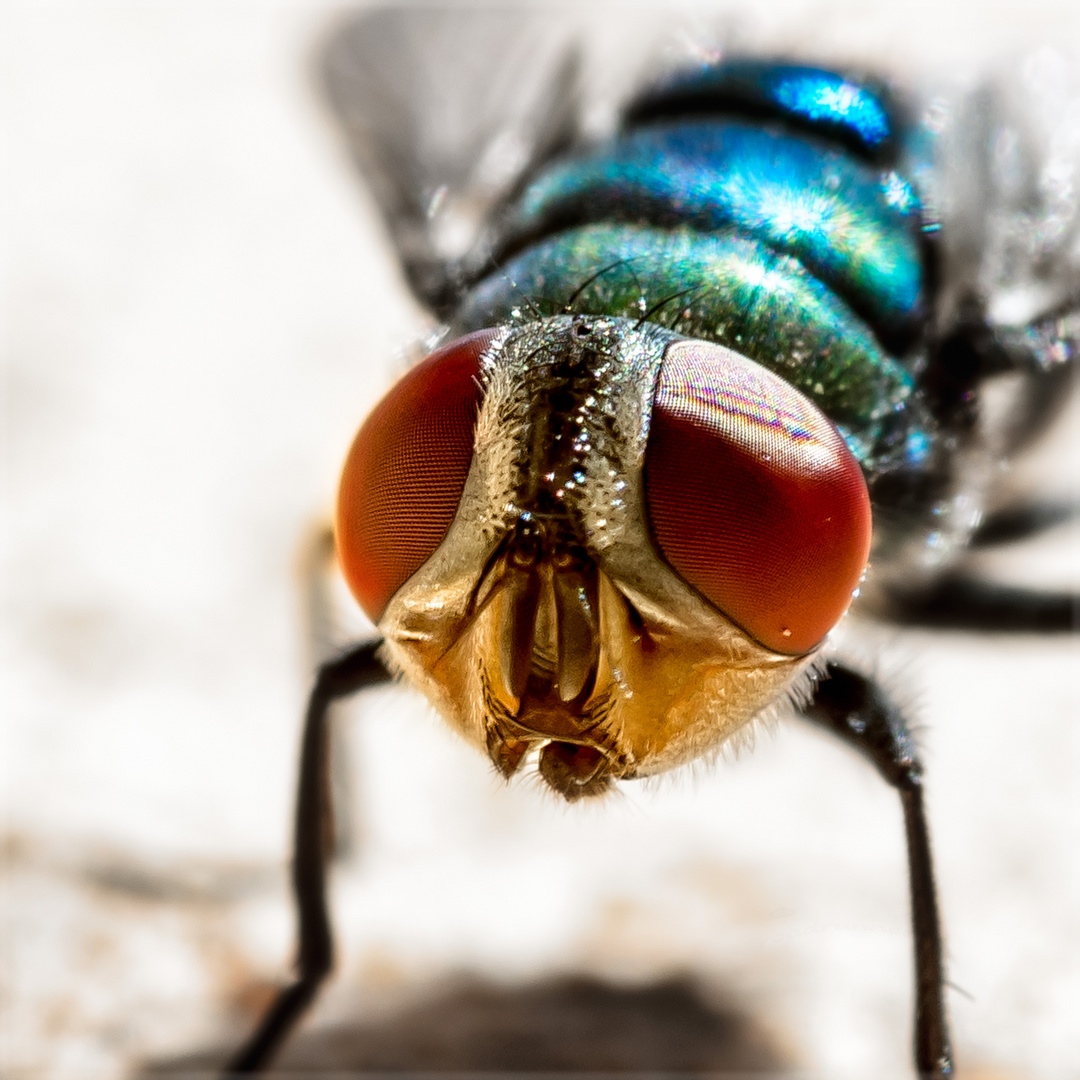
[{"left": 336, "top": 315, "right": 871, "bottom": 800}]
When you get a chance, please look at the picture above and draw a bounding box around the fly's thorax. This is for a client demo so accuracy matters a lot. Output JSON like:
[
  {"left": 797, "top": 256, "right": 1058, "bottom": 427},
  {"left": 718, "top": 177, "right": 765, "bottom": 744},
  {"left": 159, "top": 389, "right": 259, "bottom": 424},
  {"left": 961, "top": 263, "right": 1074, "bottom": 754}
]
[{"left": 377, "top": 316, "right": 812, "bottom": 800}]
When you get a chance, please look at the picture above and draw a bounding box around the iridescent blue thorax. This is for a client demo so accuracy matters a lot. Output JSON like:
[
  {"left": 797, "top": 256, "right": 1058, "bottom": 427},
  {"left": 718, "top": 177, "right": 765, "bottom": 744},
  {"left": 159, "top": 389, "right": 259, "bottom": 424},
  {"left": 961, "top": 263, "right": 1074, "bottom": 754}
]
[{"left": 457, "top": 59, "right": 936, "bottom": 479}]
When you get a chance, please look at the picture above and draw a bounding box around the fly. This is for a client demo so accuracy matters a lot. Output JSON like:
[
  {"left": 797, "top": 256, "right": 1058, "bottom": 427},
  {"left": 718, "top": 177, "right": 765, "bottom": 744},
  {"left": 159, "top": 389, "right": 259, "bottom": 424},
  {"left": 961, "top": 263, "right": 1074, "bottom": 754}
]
[{"left": 224, "top": 11, "right": 1080, "bottom": 1077}]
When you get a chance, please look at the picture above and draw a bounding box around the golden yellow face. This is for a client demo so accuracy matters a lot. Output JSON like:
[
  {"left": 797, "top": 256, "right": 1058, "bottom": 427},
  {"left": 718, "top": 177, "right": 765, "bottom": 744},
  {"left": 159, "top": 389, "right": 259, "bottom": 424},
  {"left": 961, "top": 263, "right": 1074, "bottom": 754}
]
[{"left": 336, "top": 316, "right": 870, "bottom": 799}]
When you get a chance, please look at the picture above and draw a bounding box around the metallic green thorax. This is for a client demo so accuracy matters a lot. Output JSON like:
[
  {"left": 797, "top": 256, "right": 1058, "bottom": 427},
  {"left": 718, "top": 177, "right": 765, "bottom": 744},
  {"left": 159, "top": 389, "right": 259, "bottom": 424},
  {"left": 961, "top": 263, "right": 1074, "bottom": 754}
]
[
  {"left": 458, "top": 223, "right": 915, "bottom": 464},
  {"left": 455, "top": 68, "right": 936, "bottom": 476}
]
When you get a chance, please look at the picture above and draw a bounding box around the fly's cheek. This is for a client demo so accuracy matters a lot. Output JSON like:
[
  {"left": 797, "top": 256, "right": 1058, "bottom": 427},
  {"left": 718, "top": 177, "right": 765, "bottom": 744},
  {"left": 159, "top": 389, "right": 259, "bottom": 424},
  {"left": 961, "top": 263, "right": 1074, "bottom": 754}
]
[
  {"left": 335, "top": 329, "right": 496, "bottom": 622},
  {"left": 644, "top": 339, "right": 871, "bottom": 655}
]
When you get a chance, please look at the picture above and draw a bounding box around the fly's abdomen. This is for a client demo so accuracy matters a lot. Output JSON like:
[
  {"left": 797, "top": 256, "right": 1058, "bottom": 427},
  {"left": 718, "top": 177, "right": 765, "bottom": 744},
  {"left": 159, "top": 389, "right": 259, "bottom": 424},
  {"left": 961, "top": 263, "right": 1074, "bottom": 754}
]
[{"left": 459, "top": 59, "right": 933, "bottom": 472}]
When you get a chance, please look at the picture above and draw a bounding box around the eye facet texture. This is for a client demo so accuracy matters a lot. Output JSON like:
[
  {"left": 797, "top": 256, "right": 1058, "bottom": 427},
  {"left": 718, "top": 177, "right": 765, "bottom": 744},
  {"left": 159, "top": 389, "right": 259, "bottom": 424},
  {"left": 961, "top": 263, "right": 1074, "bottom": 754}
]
[
  {"left": 644, "top": 338, "right": 871, "bottom": 654},
  {"left": 336, "top": 330, "right": 494, "bottom": 621}
]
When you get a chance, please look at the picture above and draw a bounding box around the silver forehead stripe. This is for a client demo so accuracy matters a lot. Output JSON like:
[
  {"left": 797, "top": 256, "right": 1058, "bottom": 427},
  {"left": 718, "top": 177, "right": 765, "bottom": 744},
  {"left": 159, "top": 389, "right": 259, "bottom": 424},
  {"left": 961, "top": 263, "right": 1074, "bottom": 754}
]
[{"left": 378, "top": 316, "right": 810, "bottom": 796}]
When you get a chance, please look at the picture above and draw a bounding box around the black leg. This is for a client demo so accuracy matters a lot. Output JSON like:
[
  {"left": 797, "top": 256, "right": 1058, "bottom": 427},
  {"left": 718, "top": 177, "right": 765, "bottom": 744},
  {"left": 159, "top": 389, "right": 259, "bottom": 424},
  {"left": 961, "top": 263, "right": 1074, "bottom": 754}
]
[
  {"left": 884, "top": 574, "right": 1079, "bottom": 632},
  {"left": 224, "top": 640, "right": 392, "bottom": 1074},
  {"left": 800, "top": 662, "right": 953, "bottom": 1080},
  {"left": 968, "top": 501, "right": 1079, "bottom": 548}
]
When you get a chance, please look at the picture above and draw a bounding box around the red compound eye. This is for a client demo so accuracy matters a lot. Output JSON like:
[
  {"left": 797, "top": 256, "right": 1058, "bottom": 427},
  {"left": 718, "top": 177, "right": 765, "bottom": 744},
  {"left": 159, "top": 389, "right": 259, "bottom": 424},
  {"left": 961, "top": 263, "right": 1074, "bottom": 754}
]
[
  {"left": 336, "top": 329, "right": 496, "bottom": 621},
  {"left": 644, "top": 338, "right": 871, "bottom": 654}
]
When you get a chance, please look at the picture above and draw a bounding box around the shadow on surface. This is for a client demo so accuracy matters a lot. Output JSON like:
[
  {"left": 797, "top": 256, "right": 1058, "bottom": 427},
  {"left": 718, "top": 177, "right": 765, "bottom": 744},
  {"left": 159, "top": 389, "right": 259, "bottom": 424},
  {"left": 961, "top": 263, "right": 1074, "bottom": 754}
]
[{"left": 151, "top": 975, "right": 790, "bottom": 1074}]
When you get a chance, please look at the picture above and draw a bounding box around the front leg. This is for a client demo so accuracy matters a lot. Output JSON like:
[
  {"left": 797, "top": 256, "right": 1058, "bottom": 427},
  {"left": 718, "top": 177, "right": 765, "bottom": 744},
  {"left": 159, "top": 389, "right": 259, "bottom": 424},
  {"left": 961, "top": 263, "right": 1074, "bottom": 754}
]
[
  {"left": 224, "top": 640, "right": 392, "bottom": 1074},
  {"left": 883, "top": 575, "right": 1078, "bottom": 632},
  {"left": 800, "top": 661, "right": 953, "bottom": 1080}
]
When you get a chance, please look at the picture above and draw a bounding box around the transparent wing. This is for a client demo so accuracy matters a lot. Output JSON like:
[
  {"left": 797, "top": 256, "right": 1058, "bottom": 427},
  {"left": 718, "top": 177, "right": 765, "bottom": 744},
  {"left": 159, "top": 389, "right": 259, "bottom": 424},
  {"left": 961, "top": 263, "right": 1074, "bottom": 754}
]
[
  {"left": 929, "top": 49, "right": 1080, "bottom": 338},
  {"left": 318, "top": 8, "right": 582, "bottom": 316},
  {"left": 905, "top": 49, "right": 1080, "bottom": 459},
  {"left": 982, "top": 56, "right": 1080, "bottom": 380}
]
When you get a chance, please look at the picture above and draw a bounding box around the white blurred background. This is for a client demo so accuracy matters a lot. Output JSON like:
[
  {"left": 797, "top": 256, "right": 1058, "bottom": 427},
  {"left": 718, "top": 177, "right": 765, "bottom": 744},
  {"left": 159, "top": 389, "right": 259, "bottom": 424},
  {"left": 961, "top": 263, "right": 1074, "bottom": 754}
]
[{"left": 3, "top": 3, "right": 1079, "bottom": 1078}]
